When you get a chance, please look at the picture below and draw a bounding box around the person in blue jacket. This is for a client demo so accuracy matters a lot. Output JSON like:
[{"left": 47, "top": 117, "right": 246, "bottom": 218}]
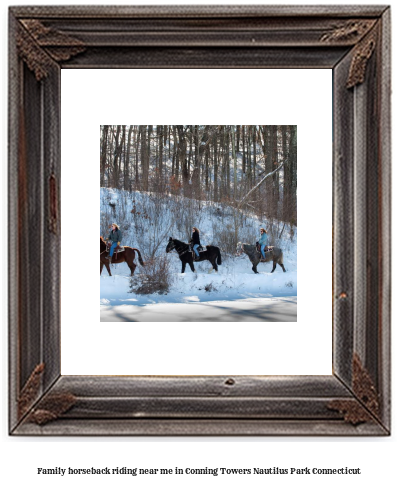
[
  {"left": 258, "top": 227, "right": 268, "bottom": 259},
  {"left": 106, "top": 223, "right": 122, "bottom": 260}
]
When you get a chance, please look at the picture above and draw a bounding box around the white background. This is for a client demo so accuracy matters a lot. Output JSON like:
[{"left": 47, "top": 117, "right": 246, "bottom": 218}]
[
  {"left": 1, "top": 1, "right": 397, "bottom": 492},
  {"left": 61, "top": 68, "right": 332, "bottom": 376}
]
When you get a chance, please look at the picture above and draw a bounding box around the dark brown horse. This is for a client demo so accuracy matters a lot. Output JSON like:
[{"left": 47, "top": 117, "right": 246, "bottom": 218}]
[{"left": 100, "top": 236, "right": 144, "bottom": 276}]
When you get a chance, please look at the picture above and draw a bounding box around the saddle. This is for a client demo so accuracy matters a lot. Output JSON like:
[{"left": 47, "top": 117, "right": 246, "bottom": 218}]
[
  {"left": 189, "top": 244, "right": 204, "bottom": 251},
  {"left": 256, "top": 242, "right": 274, "bottom": 254},
  {"left": 190, "top": 244, "right": 204, "bottom": 260},
  {"left": 106, "top": 242, "right": 125, "bottom": 255}
]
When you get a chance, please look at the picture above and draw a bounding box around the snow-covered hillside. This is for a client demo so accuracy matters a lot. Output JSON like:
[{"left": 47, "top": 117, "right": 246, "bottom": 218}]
[{"left": 100, "top": 187, "right": 297, "bottom": 317}]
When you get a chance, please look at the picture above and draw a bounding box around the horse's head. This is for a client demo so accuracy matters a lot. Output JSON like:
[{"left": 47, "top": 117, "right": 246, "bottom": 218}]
[
  {"left": 100, "top": 236, "right": 107, "bottom": 252},
  {"left": 236, "top": 242, "right": 255, "bottom": 257},
  {"left": 166, "top": 237, "right": 175, "bottom": 253}
]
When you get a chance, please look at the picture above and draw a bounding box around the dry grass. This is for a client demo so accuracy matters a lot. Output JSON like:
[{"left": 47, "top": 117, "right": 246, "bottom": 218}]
[{"left": 130, "top": 254, "right": 172, "bottom": 295}]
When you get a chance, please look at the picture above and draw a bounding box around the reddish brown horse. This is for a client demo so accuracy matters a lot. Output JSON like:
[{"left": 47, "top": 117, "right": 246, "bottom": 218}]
[{"left": 100, "top": 236, "right": 144, "bottom": 276}]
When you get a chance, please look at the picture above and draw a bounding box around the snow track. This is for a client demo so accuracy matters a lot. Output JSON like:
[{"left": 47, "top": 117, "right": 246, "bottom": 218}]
[{"left": 101, "top": 296, "right": 297, "bottom": 322}]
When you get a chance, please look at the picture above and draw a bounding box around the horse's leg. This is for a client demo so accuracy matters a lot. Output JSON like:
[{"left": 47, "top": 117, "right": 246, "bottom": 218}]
[
  {"left": 252, "top": 262, "right": 259, "bottom": 274},
  {"left": 271, "top": 261, "right": 276, "bottom": 273},
  {"left": 128, "top": 262, "right": 137, "bottom": 276},
  {"left": 104, "top": 259, "right": 112, "bottom": 276},
  {"left": 189, "top": 261, "right": 195, "bottom": 273},
  {"left": 181, "top": 261, "right": 186, "bottom": 274},
  {"left": 120, "top": 251, "right": 133, "bottom": 276},
  {"left": 279, "top": 263, "right": 286, "bottom": 272},
  {"left": 211, "top": 259, "right": 217, "bottom": 272}
]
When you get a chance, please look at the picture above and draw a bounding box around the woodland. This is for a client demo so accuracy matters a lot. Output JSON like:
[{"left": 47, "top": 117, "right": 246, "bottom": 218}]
[{"left": 100, "top": 125, "right": 297, "bottom": 227}]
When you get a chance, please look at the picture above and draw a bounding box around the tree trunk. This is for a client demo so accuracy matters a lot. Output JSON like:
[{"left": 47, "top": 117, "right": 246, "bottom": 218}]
[
  {"left": 177, "top": 126, "right": 189, "bottom": 190},
  {"left": 213, "top": 131, "right": 218, "bottom": 203},
  {"left": 192, "top": 124, "right": 199, "bottom": 197},
  {"left": 231, "top": 125, "right": 237, "bottom": 200},
  {"left": 226, "top": 129, "right": 230, "bottom": 199},
  {"left": 111, "top": 125, "right": 121, "bottom": 189},
  {"left": 134, "top": 126, "right": 139, "bottom": 189},
  {"left": 100, "top": 125, "right": 109, "bottom": 187},
  {"left": 272, "top": 125, "right": 279, "bottom": 215},
  {"left": 140, "top": 125, "right": 149, "bottom": 191},
  {"left": 158, "top": 125, "right": 164, "bottom": 190},
  {"left": 172, "top": 126, "right": 178, "bottom": 181},
  {"left": 124, "top": 125, "right": 133, "bottom": 190}
]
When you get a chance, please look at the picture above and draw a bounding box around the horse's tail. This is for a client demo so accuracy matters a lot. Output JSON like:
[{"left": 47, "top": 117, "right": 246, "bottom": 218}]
[
  {"left": 133, "top": 248, "right": 145, "bottom": 266},
  {"left": 216, "top": 247, "right": 222, "bottom": 265}
]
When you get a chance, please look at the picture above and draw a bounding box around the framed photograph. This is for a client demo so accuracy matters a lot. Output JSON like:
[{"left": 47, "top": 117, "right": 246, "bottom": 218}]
[
  {"left": 9, "top": 5, "right": 390, "bottom": 435},
  {"left": 98, "top": 121, "right": 298, "bottom": 323}
]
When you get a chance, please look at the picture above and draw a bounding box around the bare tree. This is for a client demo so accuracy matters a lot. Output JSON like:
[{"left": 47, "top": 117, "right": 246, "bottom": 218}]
[
  {"left": 100, "top": 125, "right": 109, "bottom": 187},
  {"left": 101, "top": 125, "right": 297, "bottom": 225}
]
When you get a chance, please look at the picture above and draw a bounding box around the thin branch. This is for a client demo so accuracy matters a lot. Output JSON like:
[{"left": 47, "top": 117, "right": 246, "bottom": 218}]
[{"left": 237, "top": 158, "right": 286, "bottom": 209}]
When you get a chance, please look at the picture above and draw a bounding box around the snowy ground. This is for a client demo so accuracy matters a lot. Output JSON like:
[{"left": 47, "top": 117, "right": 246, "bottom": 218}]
[
  {"left": 100, "top": 188, "right": 297, "bottom": 322},
  {"left": 100, "top": 255, "right": 296, "bottom": 322},
  {"left": 101, "top": 296, "right": 297, "bottom": 322}
]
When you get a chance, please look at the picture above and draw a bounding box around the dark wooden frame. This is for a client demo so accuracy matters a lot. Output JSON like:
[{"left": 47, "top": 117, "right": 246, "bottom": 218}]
[{"left": 9, "top": 5, "right": 391, "bottom": 436}]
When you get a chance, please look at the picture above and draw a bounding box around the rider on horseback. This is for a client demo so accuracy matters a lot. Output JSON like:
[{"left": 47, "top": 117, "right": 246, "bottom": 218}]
[
  {"left": 258, "top": 227, "right": 268, "bottom": 259},
  {"left": 191, "top": 227, "right": 201, "bottom": 259},
  {"left": 106, "top": 223, "right": 122, "bottom": 260}
]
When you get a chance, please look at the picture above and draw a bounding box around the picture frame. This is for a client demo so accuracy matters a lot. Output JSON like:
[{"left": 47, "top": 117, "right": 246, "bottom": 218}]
[{"left": 8, "top": 5, "right": 391, "bottom": 435}]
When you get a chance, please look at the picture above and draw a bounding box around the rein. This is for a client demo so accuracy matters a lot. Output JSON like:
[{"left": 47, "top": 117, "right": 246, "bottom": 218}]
[
  {"left": 176, "top": 245, "right": 189, "bottom": 257},
  {"left": 100, "top": 241, "right": 110, "bottom": 258},
  {"left": 100, "top": 236, "right": 110, "bottom": 257},
  {"left": 170, "top": 241, "right": 189, "bottom": 257}
]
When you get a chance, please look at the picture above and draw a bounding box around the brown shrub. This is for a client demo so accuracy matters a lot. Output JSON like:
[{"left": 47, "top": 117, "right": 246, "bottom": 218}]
[{"left": 130, "top": 255, "right": 172, "bottom": 295}]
